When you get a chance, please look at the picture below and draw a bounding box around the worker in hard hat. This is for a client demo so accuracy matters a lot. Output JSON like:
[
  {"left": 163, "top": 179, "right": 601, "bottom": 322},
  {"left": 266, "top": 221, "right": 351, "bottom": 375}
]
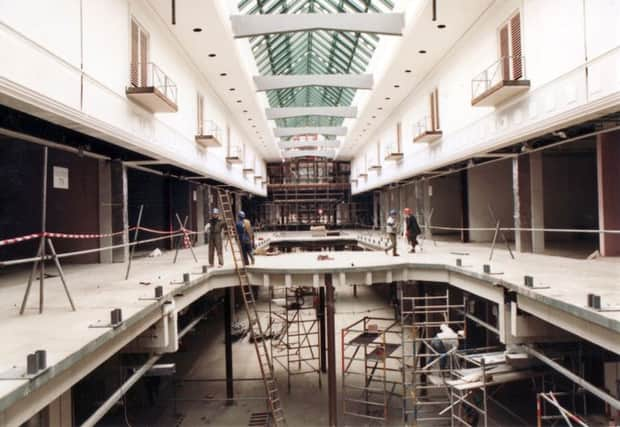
[
  {"left": 236, "top": 211, "right": 251, "bottom": 266},
  {"left": 207, "top": 208, "right": 224, "bottom": 268},
  {"left": 403, "top": 208, "right": 422, "bottom": 253},
  {"left": 384, "top": 209, "right": 400, "bottom": 256}
]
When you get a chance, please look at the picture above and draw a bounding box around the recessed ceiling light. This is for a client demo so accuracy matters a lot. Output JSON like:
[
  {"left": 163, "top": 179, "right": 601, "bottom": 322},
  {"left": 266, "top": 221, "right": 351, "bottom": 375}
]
[
  {"left": 394, "top": 84, "right": 400, "bottom": 88},
  {"left": 405, "top": 69, "right": 412, "bottom": 73},
  {"left": 208, "top": 53, "right": 216, "bottom": 57},
  {"left": 372, "top": 115, "right": 376, "bottom": 119},
  {"left": 243, "top": 109, "right": 248, "bottom": 113},
  {"left": 385, "top": 97, "right": 391, "bottom": 100},
  {"left": 252, "top": 124, "right": 256, "bottom": 128},
  {"left": 193, "top": 28, "right": 203, "bottom": 33},
  {"left": 248, "top": 118, "right": 252, "bottom": 121},
  {"left": 378, "top": 107, "right": 383, "bottom": 110},
  {"left": 220, "top": 72, "right": 227, "bottom": 77},
  {"left": 437, "top": 24, "right": 446, "bottom": 29},
  {"left": 236, "top": 100, "right": 242, "bottom": 103},
  {"left": 418, "top": 50, "right": 427, "bottom": 54},
  {"left": 229, "top": 88, "right": 235, "bottom": 91}
]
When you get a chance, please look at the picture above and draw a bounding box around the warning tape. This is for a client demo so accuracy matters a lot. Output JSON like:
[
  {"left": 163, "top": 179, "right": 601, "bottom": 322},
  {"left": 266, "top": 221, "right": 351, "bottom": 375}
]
[{"left": 0, "top": 226, "right": 201, "bottom": 247}]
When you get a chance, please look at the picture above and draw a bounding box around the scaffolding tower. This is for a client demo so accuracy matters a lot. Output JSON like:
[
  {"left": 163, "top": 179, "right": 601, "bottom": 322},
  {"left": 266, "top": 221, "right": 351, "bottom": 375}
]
[
  {"left": 399, "top": 283, "right": 466, "bottom": 425},
  {"left": 341, "top": 317, "right": 403, "bottom": 424},
  {"left": 269, "top": 286, "right": 321, "bottom": 392}
]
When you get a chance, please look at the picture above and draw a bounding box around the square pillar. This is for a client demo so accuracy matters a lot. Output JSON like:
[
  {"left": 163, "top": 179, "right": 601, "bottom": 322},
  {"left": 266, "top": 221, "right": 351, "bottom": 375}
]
[
  {"left": 110, "top": 161, "right": 128, "bottom": 263},
  {"left": 512, "top": 156, "right": 532, "bottom": 252},
  {"left": 195, "top": 185, "right": 205, "bottom": 246},
  {"left": 373, "top": 191, "right": 379, "bottom": 229},
  {"left": 98, "top": 160, "right": 113, "bottom": 263},
  {"left": 597, "top": 132, "right": 620, "bottom": 256},
  {"left": 530, "top": 152, "right": 545, "bottom": 253}
]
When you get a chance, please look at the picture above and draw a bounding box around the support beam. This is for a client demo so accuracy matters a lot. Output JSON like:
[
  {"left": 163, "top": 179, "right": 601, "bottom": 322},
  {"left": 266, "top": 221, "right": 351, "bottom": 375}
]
[
  {"left": 224, "top": 287, "right": 234, "bottom": 405},
  {"left": 231, "top": 13, "right": 405, "bottom": 38},
  {"left": 254, "top": 74, "right": 372, "bottom": 91},
  {"left": 325, "top": 274, "right": 338, "bottom": 427},
  {"left": 318, "top": 286, "right": 327, "bottom": 373},
  {"left": 524, "top": 345, "right": 620, "bottom": 411},
  {"left": 266, "top": 106, "right": 357, "bottom": 120},
  {"left": 529, "top": 152, "right": 545, "bottom": 253},
  {"left": 278, "top": 140, "right": 340, "bottom": 149},
  {"left": 282, "top": 149, "right": 335, "bottom": 159},
  {"left": 274, "top": 127, "right": 346, "bottom": 137}
]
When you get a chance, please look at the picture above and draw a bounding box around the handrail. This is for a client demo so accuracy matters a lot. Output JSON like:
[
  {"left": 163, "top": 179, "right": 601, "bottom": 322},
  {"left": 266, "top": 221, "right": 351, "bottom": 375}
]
[
  {"left": 129, "top": 62, "right": 178, "bottom": 104},
  {"left": 198, "top": 119, "right": 221, "bottom": 138},
  {"left": 471, "top": 55, "right": 527, "bottom": 100}
]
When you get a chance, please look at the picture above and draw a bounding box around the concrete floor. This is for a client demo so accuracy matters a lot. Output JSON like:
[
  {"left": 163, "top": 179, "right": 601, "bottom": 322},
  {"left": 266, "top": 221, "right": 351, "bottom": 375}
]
[{"left": 0, "top": 230, "right": 618, "bottom": 425}]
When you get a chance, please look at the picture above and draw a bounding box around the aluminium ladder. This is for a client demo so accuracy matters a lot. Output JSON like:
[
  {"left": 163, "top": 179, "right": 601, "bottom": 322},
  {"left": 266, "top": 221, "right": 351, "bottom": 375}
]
[{"left": 217, "top": 189, "right": 287, "bottom": 426}]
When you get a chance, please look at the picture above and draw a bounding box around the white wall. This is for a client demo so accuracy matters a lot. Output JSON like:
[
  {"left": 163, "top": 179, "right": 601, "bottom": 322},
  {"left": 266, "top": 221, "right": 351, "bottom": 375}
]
[
  {"left": 0, "top": 0, "right": 266, "bottom": 195},
  {"left": 353, "top": 0, "right": 620, "bottom": 195}
]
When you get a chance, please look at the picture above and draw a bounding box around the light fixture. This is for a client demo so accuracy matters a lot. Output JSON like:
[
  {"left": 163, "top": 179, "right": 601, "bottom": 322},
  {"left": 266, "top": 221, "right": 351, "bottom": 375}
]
[
  {"left": 208, "top": 53, "right": 216, "bottom": 57},
  {"left": 236, "top": 100, "right": 242, "bottom": 103},
  {"left": 193, "top": 28, "right": 203, "bottom": 33},
  {"left": 437, "top": 24, "right": 446, "bottom": 29},
  {"left": 385, "top": 97, "right": 391, "bottom": 100},
  {"left": 405, "top": 69, "right": 412, "bottom": 73},
  {"left": 418, "top": 50, "right": 427, "bottom": 54},
  {"left": 378, "top": 107, "right": 383, "bottom": 110},
  {"left": 220, "top": 72, "right": 227, "bottom": 77},
  {"left": 229, "top": 88, "right": 235, "bottom": 91},
  {"left": 243, "top": 109, "right": 248, "bottom": 113},
  {"left": 394, "top": 84, "right": 400, "bottom": 88}
]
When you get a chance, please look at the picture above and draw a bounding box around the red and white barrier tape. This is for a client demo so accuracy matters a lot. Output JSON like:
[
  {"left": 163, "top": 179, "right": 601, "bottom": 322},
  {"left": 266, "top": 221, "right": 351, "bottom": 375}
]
[{"left": 0, "top": 226, "right": 200, "bottom": 247}]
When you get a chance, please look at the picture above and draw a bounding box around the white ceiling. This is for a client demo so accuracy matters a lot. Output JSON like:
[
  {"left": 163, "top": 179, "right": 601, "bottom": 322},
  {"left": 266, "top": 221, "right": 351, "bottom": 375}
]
[{"left": 147, "top": 0, "right": 495, "bottom": 162}]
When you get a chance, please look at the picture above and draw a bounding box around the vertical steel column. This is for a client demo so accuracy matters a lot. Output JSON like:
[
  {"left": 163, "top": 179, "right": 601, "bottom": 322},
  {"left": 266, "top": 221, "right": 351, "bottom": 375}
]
[
  {"left": 460, "top": 170, "right": 470, "bottom": 243},
  {"left": 39, "top": 146, "right": 48, "bottom": 313},
  {"left": 224, "top": 287, "right": 234, "bottom": 405},
  {"left": 318, "top": 286, "right": 327, "bottom": 373},
  {"left": 326, "top": 274, "right": 338, "bottom": 427}
]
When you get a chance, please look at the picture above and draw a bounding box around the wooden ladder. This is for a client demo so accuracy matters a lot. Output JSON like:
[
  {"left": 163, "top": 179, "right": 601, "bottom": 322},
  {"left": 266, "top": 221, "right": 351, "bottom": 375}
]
[{"left": 217, "top": 189, "right": 286, "bottom": 427}]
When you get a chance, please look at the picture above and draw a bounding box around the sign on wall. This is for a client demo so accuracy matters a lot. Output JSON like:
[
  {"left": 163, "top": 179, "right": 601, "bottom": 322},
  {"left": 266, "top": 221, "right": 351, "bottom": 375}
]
[{"left": 53, "top": 166, "right": 69, "bottom": 190}]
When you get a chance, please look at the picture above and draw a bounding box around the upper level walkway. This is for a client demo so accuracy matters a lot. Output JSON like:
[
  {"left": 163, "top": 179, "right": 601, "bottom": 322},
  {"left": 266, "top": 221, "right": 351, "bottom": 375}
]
[{"left": 0, "top": 230, "right": 618, "bottom": 425}]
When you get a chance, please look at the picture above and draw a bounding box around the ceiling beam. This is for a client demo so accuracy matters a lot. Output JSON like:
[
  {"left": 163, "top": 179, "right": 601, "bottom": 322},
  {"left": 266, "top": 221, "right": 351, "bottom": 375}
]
[
  {"left": 279, "top": 140, "right": 341, "bottom": 149},
  {"left": 282, "top": 149, "right": 336, "bottom": 158},
  {"left": 274, "top": 126, "right": 347, "bottom": 137},
  {"left": 231, "top": 13, "right": 405, "bottom": 38},
  {"left": 254, "top": 74, "right": 373, "bottom": 91},
  {"left": 266, "top": 106, "right": 357, "bottom": 120}
]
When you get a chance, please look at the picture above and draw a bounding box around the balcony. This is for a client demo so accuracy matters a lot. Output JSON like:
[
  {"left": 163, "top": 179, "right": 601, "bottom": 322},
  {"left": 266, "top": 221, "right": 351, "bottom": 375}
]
[
  {"left": 226, "top": 146, "right": 243, "bottom": 164},
  {"left": 126, "top": 63, "right": 178, "bottom": 113},
  {"left": 413, "top": 116, "right": 442, "bottom": 143},
  {"left": 471, "top": 56, "right": 530, "bottom": 107},
  {"left": 196, "top": 120, "right": 222, "bottom": 147},
  {"left": 384, "top": 143, "right": 403, "bottom": 161}
]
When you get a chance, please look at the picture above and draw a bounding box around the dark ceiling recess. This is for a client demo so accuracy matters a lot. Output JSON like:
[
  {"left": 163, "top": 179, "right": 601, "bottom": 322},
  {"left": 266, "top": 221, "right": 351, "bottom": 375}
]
[
  {"left": 0, "top": 104, "right": 150, "bottom": 161},
  {"left": 171, "top": 0, "right": 176, "bottom": 25}
]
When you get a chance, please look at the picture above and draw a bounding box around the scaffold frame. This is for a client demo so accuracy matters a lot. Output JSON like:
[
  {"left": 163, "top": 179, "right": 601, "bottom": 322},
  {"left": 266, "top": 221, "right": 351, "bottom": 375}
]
[{"left": 269, "top": 285, "right": 321, "bottom": 392}]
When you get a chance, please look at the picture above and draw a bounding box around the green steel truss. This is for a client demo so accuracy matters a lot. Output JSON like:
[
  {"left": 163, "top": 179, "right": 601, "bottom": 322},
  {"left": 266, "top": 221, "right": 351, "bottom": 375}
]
[{"left": 238, "top": 0, "right": 394, "bottom": 131}]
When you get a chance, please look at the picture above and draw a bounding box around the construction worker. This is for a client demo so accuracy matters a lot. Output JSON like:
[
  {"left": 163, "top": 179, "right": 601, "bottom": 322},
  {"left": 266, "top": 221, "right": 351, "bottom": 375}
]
[
  {"left": 236, "top": 211, "right": 251, "bottom": 266},
  {"left": 243, "top": 214, "right": 255, "bottom": 265},
  {"left": 430, "top": 323, "right": 462, "bottom": 370},
  {"left": 403, "top": 208, "right": 422, "bottom": 253},
  {"left": 384, "top": 209, "right": 400, "bottom": 256},
  {"left": 207, "top": 208, "right": 224, "bottom": 268}
]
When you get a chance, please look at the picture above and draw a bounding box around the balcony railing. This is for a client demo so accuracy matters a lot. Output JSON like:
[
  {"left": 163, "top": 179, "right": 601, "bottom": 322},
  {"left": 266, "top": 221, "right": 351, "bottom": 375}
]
[
  {"left": 196, "top": 120, "right": 222, "bottom": 147},
  {"left": 226, "top": 146, "right": 243, "bottom": 164},
  {"left": 384, "top": 143, "right": 403, "bottom": 161},
  {"left": 127, "top": 62, "right": 178, "bottom": 112},
  {"left": 413, "top": 116, "right": 442, "bottom": 143},
  {"left": 471, "top": 55, "right": 529, "bottom": 106}
]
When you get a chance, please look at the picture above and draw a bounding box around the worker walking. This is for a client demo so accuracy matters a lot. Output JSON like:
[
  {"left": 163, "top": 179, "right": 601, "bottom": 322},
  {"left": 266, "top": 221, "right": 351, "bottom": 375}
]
[
  {"left": 384, "top": 209, "right": 400, "bottom": 256},
  {"left": 207, "top": 208, "right": 224, "bottom": 268},
  {"left": 236, "top": 211, "right": 251, "bottom": 266},
  {"left": 403, "top": 208, "right": 422, "bottom": 253}
]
